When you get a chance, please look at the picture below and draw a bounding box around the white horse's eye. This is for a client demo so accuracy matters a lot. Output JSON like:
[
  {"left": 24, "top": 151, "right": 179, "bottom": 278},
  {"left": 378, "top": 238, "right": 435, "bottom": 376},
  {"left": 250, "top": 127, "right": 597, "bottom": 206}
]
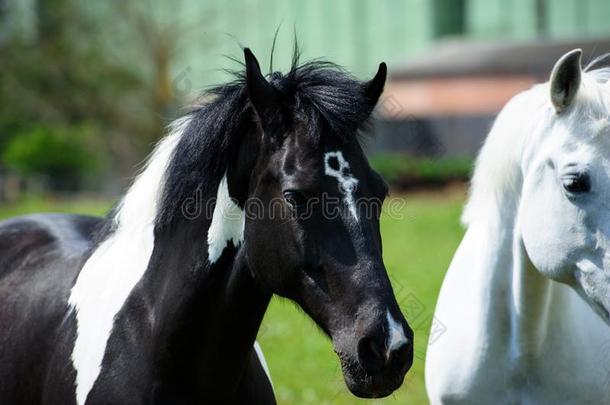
[{"left": 562, "top": 173, "right": 591, "bottom": 194}]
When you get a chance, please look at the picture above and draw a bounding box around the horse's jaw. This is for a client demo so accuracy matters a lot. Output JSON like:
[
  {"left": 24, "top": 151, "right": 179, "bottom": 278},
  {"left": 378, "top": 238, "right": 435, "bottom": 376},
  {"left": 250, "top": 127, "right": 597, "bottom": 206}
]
[{"left": 573, "top": 265, "right": 610, "bottom": 326}]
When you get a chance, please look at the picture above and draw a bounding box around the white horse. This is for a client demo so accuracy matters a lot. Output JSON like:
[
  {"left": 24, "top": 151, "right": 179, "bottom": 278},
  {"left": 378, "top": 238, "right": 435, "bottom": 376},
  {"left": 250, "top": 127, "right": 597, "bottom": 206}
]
[{"left": 426, "top": 49, "right": 610, "bottom": 404}]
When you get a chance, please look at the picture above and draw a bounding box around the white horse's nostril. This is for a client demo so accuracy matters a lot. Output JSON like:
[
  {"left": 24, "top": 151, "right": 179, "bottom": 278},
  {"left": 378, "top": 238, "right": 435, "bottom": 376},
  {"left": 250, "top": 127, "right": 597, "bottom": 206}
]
[{"left": 385, "top": 311, "right": 408, "bottom": 361}]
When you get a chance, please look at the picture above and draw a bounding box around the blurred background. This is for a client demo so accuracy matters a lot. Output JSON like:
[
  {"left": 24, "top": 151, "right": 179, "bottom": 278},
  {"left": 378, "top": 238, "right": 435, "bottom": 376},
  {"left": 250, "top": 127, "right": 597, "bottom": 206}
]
[{"left": 1, "top": 0, "right": 609, "bottom": 403}]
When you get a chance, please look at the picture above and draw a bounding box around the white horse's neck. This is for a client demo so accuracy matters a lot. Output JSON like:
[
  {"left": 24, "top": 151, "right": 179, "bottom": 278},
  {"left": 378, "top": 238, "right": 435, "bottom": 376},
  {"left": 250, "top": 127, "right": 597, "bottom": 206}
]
[
  {"left": 427, "top": 69, "right": 610, "bottom": 405},
  {"left": 427, "top": 90, "right": 565, "bottom": 401},
  {"left": 509, "top": 221, "right": 555, "bottom": 366},
  {"left": 464, "top": 89, "right": 565, "bottom": 366}
]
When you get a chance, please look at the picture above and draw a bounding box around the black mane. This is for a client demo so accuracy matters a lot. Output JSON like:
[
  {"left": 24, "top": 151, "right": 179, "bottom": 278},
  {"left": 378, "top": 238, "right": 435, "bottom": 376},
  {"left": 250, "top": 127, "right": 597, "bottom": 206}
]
[
  {"left": 156, "top": 57, "right": 374, "bottom": 226},
  {"left": 266, "top": 60, "right": 375, "bottom": 138}
]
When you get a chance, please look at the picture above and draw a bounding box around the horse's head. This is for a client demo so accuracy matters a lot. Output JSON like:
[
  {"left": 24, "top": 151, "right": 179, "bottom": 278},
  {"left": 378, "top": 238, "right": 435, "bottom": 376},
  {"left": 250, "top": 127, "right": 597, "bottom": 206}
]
[
  {"left": 518, "top": 49, "right": 610, "bottom": 325},
  {"left": 238, "top": 49, "right": 413, "bottom": 397}
]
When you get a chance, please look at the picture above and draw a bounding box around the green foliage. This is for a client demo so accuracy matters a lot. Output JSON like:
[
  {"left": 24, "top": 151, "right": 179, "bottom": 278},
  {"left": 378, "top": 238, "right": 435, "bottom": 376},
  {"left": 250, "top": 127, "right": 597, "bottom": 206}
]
[
  {"left": 0, "top": 0, "right": 152, "bottom": 190},
  {"left": 370, "top": 154, "right": 474, "bottom": 186},
  {"left": 2, "top": 125, "right": 101, "bottom": 190},
  {"left": 0, "top": 197, "right": 111, "bottom": 219}
]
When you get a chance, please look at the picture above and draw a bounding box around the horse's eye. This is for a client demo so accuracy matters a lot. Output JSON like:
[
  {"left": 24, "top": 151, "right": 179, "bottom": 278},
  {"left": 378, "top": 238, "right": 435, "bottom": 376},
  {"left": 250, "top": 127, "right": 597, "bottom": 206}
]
[
  {"left": 283, "top": 190, "right": 308, "bottom": 208},
  {"left": 562, "top": 173, "right": 591, "bottom": 194}
]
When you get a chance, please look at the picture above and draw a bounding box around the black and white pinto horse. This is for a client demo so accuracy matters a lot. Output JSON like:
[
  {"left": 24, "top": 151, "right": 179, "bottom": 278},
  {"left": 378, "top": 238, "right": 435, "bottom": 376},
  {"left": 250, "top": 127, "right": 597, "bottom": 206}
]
[{"left": 0, "top": 48, "right": 413, "bottom": 404}]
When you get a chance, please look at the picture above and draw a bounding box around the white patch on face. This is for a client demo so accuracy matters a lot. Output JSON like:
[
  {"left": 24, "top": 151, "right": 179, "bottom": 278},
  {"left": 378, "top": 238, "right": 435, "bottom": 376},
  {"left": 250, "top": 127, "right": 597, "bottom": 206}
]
[
  {"left": 386, "top": 311, "right": 408, "bottom": 359},
  {"left": 69, "top": 117, "right": 189, "bottom": 405},
  {"left": 324, "top": 151, "right": 359, "bottom": 220},
  {"left": 207, "top": 173, "right": 245, "bottom": 263}
]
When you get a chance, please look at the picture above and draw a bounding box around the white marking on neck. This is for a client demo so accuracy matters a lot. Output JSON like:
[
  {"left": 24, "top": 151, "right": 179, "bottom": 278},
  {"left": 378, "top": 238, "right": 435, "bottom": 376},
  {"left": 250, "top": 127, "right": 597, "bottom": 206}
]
[
  {"left": 324, "top": 151, "right": 359, "bottom": 220},
  {"left": 253, "top": 341, "right": 273, "bottom": 388},
  {"left": 386, "top": 311, "right": 408, "bottom": 360},
  {"left": 207, "top": 173, "right": 245, "bottom": 263},
  {"left": 69, "top": 117, "right": 189, "bottom": 405}
]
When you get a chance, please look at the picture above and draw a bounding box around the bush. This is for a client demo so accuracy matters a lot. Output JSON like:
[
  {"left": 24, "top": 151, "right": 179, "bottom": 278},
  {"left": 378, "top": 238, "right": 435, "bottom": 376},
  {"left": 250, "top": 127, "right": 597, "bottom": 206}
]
[
  {"left": 2, "top": 125, "right": 101, "bottom": 191},
  {"left": 369, "top": 154, "right": 473, "bottom": 188}
]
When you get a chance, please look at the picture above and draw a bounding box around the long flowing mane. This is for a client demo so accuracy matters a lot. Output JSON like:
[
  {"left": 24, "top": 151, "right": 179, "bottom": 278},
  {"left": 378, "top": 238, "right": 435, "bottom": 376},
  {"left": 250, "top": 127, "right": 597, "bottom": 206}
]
[{"left": 462, "top": 57, "right": 610, "bottom": 227}]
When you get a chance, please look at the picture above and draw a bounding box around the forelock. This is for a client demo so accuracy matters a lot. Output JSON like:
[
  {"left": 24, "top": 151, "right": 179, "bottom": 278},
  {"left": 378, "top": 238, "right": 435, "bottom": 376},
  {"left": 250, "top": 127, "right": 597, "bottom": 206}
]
[{"left": 269, "top": 61, "right": 374, "bottom": 143}]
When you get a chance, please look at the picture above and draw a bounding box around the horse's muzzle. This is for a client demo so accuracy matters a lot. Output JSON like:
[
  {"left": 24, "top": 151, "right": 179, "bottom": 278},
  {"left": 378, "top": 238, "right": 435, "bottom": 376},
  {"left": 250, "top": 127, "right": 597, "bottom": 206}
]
[{"left": 335, "top": 323, "right": 414, "bottom": 398}]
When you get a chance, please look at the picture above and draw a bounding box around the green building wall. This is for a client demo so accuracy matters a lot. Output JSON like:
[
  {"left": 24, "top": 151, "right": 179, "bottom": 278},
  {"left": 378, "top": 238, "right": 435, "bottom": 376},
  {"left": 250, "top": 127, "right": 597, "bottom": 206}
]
[
  {"left": 183, "top": 0, "right": 610, "bottom": 88},
  {"left": 466, "top": 0, "right": 610, "bottom": 40},
  {"left": 4, "top": 0, "right": 610, "bottom": 88}
]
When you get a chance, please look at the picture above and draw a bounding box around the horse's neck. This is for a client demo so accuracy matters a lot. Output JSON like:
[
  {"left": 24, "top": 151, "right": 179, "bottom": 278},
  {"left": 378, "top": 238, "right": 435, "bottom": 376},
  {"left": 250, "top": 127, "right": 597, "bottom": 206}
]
[
  {"left": 144, "top": 234, "right": 271, "bottom": 392},
  {"left": 509, "top": 232, "right": 556, "bottom": 362},
  {"left": 183, "top": 249, "right": 270, "bottom": 386},
  {"left": 144, "top": 122, "right": 266, "bottom": 387},
  {"left": 459, "top": 216, "right": 516, "bottom": 337},
  {"left": 464, "top": 209, "right": 563, "bottom": 362}
]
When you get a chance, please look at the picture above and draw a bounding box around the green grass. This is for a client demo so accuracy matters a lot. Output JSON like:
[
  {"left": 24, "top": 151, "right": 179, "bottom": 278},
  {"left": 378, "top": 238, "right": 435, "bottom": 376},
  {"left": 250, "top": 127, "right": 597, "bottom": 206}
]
[{"left": 0, "top": 191, "right": 466, "bottom": 405}]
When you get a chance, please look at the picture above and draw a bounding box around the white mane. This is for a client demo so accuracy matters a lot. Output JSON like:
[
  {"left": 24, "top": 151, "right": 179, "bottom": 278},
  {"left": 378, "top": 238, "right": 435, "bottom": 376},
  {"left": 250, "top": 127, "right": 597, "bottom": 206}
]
[
  {"left": 68, "top": 116, "right": 190, "bottom": 405},
  {"left": 67, "top": 113, "right": 267, "bottom": 404},
  {"left": 462, "top": 61, "right": 610, "bottom": 227}
]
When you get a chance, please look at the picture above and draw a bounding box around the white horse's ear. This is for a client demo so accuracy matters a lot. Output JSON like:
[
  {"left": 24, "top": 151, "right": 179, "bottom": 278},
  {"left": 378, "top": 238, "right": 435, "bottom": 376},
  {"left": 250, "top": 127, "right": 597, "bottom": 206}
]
[{"left": 550, "top": 49, "right": 582, "bottom": 113}]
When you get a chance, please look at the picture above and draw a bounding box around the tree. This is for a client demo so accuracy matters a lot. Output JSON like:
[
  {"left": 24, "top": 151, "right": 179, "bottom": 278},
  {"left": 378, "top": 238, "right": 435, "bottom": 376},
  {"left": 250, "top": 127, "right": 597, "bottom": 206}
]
[{"left": 0, "top": 0, "right": 217, "bottom": 192}]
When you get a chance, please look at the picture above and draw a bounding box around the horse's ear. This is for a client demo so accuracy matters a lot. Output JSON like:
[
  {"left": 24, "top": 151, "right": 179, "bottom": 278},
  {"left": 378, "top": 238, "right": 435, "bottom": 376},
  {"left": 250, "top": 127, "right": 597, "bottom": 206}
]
[
  {"left": 244, "top": 48, "right": 279, "bottom": 123},
  {"left": 363, "top": 62, "right": 387, "bottom": 107},
  {"left": 550, "top": 49, "right": 582, "bottom": 114}
]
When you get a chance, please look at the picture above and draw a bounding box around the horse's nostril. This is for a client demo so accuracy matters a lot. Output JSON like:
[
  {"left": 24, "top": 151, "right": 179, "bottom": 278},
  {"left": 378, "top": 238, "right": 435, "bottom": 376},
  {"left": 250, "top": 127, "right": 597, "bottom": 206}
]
[
  {"left": 357, "top": 336, "right": 386, "bottom": 372},
  {"left": 390, "top": 338, "right": 413, "bottom": 372}
]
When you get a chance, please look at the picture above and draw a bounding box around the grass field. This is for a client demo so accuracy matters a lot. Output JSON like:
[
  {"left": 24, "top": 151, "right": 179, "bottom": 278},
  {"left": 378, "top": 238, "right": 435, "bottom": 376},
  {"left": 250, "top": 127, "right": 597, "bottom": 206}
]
[{"left": 0, "top": 190, "right": 466, "bottom": 405}]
